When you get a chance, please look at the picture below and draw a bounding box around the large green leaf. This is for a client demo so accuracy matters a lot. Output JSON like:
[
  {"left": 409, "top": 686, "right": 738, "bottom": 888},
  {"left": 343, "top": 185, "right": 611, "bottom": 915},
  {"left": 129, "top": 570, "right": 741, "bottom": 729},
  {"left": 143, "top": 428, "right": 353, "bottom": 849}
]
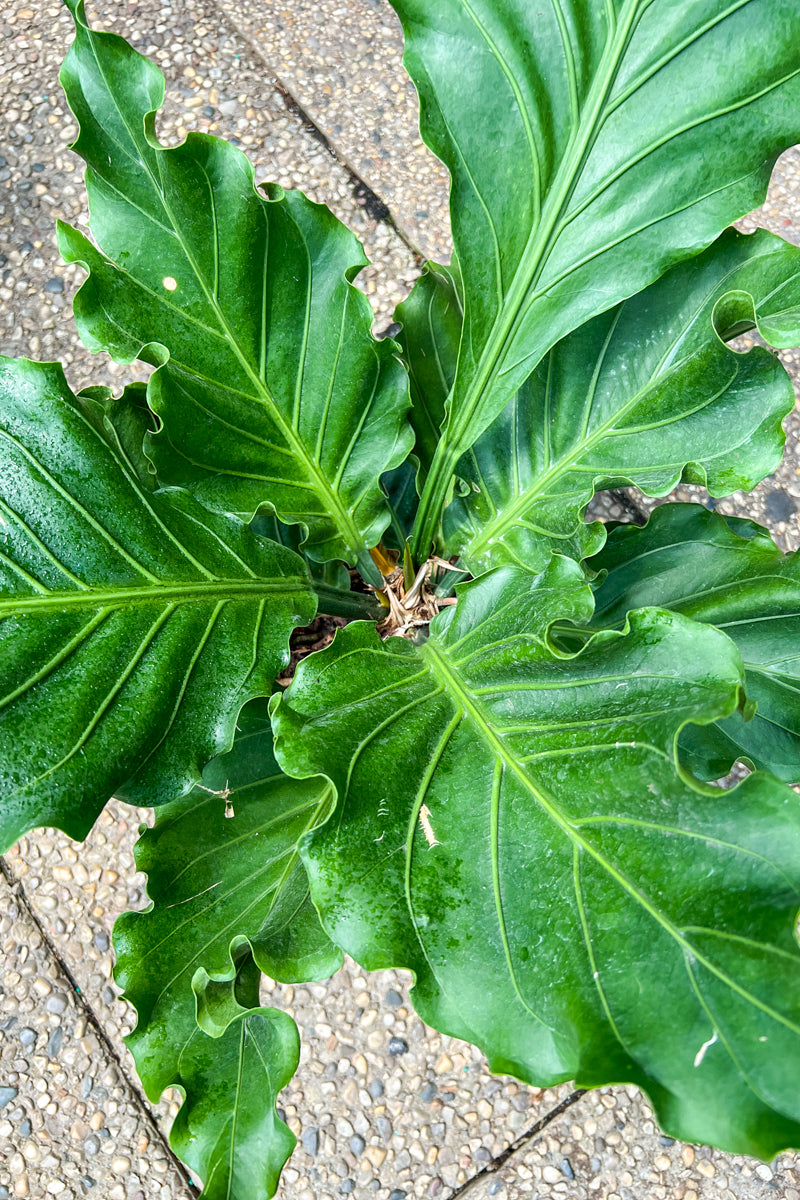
[
  {"left": 0, "top": 359, "right": 315, "bottom": 850},
  {"left": 273, "top": 562, "right": 800, "bottom": 1157},
  {"left": 398, "top": 0, "right": 800, "bottom": 555},
  {"left": 443, "top": 229, "right": 800, "bottom": 573},
  {"left": 586, "top": 503, "right": 800, "bottom": 782},
  {"left": 169, "top": 995, "right": 299, "bottom": 1200},
  {"left": 395, "top": 260, "right": 463, "bottom": 480},
  {"left": 58, "top": 0, "right": 412, "bottom": 564},
  {"left": 114, "top": 699, "right": 341, "bottom": 1100}
]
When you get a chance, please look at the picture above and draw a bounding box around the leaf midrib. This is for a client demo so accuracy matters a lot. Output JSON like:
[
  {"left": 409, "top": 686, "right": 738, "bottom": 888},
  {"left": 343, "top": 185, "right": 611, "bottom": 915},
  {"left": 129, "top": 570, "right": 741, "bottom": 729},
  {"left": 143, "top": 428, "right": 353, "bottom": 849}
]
[
  {"left": 79, "top": 18, "right": 366, "bottom": 553},
  {"left": 0, "top": 578, "right": 309, "bottom": 615},
  {"left": 410, "top": 0, "right": 651, "bottom": 556},
  {"left": 419, "top": 635, "right": 800, "bottom": 1039},
  {"left": 596, "top": 575, "right": 799, "bottom": 627},
  {"left": 444, "top": 0, "right": 646, "bottom": 458},
  {"left": 134, "top": 785, "right": 335, "bottom": 1023},
  {"left": 462, "top": 347, "right": 738, "bottom": 559}
]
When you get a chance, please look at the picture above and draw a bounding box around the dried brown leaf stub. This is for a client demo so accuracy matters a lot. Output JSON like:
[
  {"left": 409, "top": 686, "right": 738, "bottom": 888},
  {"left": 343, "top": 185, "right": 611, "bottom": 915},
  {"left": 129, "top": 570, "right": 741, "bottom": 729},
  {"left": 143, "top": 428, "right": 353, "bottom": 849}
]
[{"left": 376, "top": 558, "right": 458, "bottom": 639}]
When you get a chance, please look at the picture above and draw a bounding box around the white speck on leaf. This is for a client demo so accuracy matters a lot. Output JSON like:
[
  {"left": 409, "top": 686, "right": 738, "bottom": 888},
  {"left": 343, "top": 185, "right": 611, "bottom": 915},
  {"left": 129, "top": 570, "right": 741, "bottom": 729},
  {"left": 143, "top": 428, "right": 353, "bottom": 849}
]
[
  {"left": 694, "top": 1031, "right": 718, "bottom": 1067},
  {"left": 419, "top": 804, "right": 439, "bottom": 847}
]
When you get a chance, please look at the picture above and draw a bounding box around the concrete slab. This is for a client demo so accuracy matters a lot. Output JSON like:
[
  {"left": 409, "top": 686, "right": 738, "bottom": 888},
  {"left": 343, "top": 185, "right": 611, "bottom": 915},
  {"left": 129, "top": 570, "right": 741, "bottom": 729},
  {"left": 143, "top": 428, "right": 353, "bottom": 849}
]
[
  {"left": 1, "top": 0, "right": 799, "bottom": 1198},
  {"left": 0, "top": 869, "right": 192, "bottom": 1200},
  {"left": 215, "top": 0, "right": 452, "bottom": 261},
  {"left": 459, "top": 1087, "right": 800, "bottom": 1200}
]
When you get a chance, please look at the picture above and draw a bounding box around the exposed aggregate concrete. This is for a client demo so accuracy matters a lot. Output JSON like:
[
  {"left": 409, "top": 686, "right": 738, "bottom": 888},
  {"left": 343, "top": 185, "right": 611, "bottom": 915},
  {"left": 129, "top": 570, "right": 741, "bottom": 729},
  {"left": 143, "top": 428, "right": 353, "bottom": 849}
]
[{"left": 1, "top": 0, "right": 799, "bottom": 1197}]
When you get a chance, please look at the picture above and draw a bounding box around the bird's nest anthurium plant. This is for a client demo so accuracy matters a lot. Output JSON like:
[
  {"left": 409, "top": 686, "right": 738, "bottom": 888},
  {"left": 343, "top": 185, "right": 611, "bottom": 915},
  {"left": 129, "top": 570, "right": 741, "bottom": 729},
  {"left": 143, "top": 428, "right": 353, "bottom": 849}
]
[{"left": 3, "top": 1, "right": 800, "bottom": 1194}]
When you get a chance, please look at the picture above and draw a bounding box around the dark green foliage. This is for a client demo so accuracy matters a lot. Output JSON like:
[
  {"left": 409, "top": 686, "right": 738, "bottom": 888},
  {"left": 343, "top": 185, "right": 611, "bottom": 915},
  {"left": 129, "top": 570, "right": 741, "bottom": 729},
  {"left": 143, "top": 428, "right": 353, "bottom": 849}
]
[{"left": 2, "top": 1, "right": 800, "bottom": 1195}]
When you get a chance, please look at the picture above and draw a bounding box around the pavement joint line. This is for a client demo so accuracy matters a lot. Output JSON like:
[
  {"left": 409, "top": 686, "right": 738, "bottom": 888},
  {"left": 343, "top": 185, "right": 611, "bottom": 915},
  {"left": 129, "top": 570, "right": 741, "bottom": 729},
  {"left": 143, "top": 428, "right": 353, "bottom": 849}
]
[
  {"left": 207, "top": 0, "right": 426, "bottom": 267},
  {"left": 447, "top": 1087, "right": 588, "bottom": 1199},
  {"left": 0, "top": 853, "right": 200, "bottom": 1199}
]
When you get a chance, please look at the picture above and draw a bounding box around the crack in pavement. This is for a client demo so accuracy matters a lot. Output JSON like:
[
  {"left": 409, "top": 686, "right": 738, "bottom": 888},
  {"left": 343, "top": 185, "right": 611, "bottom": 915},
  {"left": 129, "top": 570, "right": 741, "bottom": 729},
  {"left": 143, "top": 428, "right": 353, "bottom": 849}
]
[
  {"left": 209, "top": 0, "right": 425, "bottom": 267},
  {"left": 448, "top": 1089, "right": 588, "bottom": 1199},
  {"left": 0, "top": 854, "right": 200, "bottom": 1198}
]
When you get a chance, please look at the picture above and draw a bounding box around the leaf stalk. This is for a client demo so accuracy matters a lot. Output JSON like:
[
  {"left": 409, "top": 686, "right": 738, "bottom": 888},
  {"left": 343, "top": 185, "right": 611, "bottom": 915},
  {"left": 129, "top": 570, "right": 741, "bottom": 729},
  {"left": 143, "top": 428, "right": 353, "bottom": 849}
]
[{"left": 311, "top": 581, "right": 384, "bottom": 621}]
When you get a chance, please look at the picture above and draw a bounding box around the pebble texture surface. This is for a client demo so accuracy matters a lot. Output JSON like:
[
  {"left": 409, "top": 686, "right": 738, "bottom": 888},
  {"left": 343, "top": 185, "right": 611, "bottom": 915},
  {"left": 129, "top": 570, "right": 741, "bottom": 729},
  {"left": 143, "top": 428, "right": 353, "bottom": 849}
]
[
  {"left": 227, "top": 0, "right": 452, "bottom": 260},
  {"left": 1, "top": 0, "right": 799, "bottom": 1197}
]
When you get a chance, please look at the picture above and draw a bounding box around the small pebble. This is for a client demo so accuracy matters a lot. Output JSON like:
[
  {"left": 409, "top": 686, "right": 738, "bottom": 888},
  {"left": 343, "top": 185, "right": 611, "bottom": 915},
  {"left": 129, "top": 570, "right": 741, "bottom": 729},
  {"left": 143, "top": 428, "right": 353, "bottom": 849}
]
[
  {"left": 385, "top": 989, "right": 403, "bottom": 1007},
  {"left": 419, "top": 1083, "right": 437, "bottom": 1103},
  {"left": 377, "top": 1116, "right": 392, "bottom": 1140},
  {"left": 43, "top": 277, "right": 64, "bottom": 294},
  {"left": 339, "top": 1182, "right": 355, "bottom": 1195},
  {"left": 47, "top": 1027, "right": 63, "bottom": 1058},
  {"left": 488, "top": 1183, "right": 505, "bottom": 1196},
  {"left": 19, "top": 1120, "right": 31, "bottom": 1137},
  {"left": 301, "top": 1128, "right": 319, "bottom": 1157},
  {"left": 83, "top": 1136, "right": 100, "bottom": 1156},
  {"left": 93, "top": 931, "right": 110, "bottom": 953},
  {"left": 0, "top": 1088, "right": 18, "bottom": 1109},
  {"left": 19, "top": 1028, "right": 36, "bottom": 1047},
  {"left": 542, "top": 1166, "right": 561, "bottom": 1184},
  {"left": 765, "top": 490, "right": 797, "bottom": 522},
  {"left": 561, "top": 1159, "right": 575, "bottom": 1180},
  {"left": 46, "top": 995, "right": 66, "bottom": 1014},
  {"left": 368, "top": 1078, "right": 384, "bottom": 1099},
  {"left": 388, "top": 1037, "right": 408, "bottom": 1056},
  {"left": 389, "top": 1191, "right": 407, "bottom": 1200},
  {"left": 349, "top": 1135, "right": 365, "bottom": 1155}
]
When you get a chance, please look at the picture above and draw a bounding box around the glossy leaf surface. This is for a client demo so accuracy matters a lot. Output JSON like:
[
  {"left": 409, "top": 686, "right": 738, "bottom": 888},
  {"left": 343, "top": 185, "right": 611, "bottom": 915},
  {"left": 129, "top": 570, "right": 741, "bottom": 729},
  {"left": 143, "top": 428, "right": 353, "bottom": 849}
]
[
  {"left": 588, "top": 503, "right": 800, "bottom": 782},
  {"left": 395, "top": 260, "right": 462, "bottom": 479},
  {"left": 114, "top": 700, "right": 341, "bottom": 1100},
  {"left": 274, "top": 564, "right": 800, "bottom": 1157},
  {"left": 443, "top": 228, "right": 799, "bottom": 573},
  {"left": 396, "top": 0, "right": 800, "bottom": 554},
  {"left": 0, "top": 359, "right": 314, "bottom": 851},
  {"left": 169, "top": 999, "right": 299, "bottom": 1200},
  {"left": 59, "top": 0, "right": 412, "bottom": 563}
]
